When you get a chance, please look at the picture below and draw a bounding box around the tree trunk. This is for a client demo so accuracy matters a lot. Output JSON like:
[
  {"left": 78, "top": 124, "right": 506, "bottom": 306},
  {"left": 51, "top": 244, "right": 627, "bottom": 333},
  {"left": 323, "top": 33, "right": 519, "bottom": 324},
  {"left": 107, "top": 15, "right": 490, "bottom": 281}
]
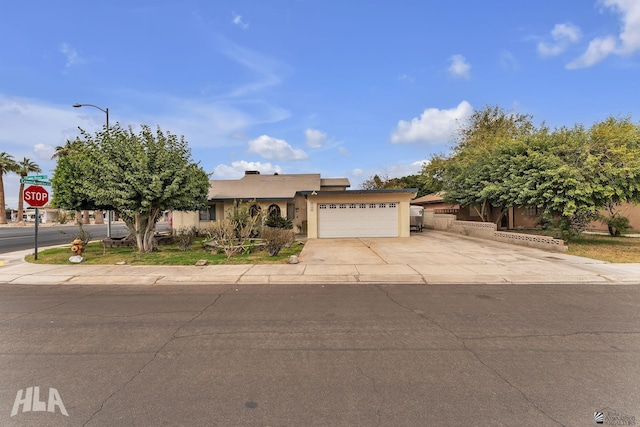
[
  {"left": 75, "top": 211, "right": 82, "bottom": 225},
  {"left": 16, "top": 182, "right": 25, "bottom": 223},
  {"left": 94, "top": 210, "right": 104, "bottom": 224},
  {"left": 82, "top": 210, "right": 90, "bottom": 224},
  {"left": 0, "top": 176, "right": 7, "bottom": 224},
  {"left": 133, "top": 208, "right": 160, "bottom": 252}
]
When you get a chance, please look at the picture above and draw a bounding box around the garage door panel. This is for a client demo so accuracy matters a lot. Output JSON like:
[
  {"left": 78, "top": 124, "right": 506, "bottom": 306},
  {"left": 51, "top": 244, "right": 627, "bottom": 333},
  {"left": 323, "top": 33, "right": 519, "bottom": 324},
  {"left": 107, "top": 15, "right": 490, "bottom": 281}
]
[{"left": 318, "top": 202, "right": 398, "bottom": 238}]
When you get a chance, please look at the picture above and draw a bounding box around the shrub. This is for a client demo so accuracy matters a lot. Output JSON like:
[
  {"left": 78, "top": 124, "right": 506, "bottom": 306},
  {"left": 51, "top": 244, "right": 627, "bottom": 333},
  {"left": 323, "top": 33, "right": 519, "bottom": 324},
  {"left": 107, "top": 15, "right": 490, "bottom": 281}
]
[
  {"left": 262, "top": 227, "right": 294, "bottom": 256},
  {"left": 264, "top": 215, "right": 293, "bottom": 229},
  {"left": 599, "top": 212, "right": 630, "bottom": 237},
  {"left": 173, "top": 227, "right": 197, "bottom": 251},
  {"left": 72, "top": 224, "right": 91, "bottom": 244}
]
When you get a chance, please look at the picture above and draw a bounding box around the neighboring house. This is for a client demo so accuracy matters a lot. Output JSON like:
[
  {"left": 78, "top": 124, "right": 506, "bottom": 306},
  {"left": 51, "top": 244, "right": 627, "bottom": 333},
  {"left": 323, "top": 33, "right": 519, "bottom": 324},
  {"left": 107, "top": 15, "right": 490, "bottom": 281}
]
[
  {"left": 172, "top": 170, "right": 417, "bottom": 238},
  {"left": 414, "top": 192, "right": 640, "bottom": 232}
]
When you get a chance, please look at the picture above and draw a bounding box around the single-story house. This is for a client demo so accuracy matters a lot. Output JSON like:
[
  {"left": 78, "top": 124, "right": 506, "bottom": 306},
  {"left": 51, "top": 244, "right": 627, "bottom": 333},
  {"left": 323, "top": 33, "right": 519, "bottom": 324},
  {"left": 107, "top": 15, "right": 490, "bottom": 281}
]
[
  {"left": 414, "top": 192, "right": 640, "bottom": 232},
  {"left": 172, "top": 170, "right": 417, "bottom": 238}
]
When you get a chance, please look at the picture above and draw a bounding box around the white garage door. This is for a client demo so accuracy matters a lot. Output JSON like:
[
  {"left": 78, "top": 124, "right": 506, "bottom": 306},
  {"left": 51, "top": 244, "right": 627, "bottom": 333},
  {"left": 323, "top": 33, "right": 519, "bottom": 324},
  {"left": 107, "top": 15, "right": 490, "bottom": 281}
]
[{"left": 318, "top": 202, "right": 399, "bottom": 238}]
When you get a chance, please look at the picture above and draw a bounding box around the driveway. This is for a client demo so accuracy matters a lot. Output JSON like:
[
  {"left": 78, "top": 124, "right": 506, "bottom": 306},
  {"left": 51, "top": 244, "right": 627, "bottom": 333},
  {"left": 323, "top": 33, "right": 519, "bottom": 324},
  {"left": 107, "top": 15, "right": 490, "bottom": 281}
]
[{"left": 298, "top": 230, "right": 640, "bottom": 284}]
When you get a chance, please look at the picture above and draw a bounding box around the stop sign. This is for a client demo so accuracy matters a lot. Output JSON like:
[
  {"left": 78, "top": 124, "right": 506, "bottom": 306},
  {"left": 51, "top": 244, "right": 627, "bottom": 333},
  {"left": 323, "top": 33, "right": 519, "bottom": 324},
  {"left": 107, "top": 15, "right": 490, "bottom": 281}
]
[{"left": 23, "top": 185, "right": 49, "bottom": 207}]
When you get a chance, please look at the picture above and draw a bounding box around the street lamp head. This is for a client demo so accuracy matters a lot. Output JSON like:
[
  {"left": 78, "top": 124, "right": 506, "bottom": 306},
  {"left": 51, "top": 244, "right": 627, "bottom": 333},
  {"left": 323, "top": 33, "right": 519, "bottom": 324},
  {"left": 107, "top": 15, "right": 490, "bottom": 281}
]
[{"left": 72, "top": 103, "right": 82, "bottom": 108}]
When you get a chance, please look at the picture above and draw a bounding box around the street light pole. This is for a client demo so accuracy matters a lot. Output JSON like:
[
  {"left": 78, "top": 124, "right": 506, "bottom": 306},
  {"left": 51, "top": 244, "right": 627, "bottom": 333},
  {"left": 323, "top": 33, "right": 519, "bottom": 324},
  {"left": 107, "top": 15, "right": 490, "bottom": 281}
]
[{"left": 72, "top": 103, "right": 112, "bottom": 238}]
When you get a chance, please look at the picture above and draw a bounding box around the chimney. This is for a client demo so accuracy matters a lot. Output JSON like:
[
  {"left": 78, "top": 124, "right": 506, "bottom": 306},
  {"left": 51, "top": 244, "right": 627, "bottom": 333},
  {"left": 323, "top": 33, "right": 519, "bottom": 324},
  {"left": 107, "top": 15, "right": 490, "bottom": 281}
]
[{"left": 245, "top": 170, "right": 260, "bottom": 175}]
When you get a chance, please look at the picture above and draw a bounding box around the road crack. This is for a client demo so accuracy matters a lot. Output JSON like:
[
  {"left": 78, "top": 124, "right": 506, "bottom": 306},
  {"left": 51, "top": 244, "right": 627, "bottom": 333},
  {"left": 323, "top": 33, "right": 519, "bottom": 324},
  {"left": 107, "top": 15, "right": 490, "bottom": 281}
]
[
  {"left": 374, "top": 285, "right": 566, "bottom": 426},
  {"left": 82, "top": 288, "right": 230, "bottom": 426}
]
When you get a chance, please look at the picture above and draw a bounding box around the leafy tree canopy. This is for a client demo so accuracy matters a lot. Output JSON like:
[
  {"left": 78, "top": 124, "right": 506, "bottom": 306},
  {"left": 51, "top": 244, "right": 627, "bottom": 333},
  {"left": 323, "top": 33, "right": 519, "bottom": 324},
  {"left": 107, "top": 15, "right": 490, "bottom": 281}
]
[{"left": 52, "top": 125, "right": 210, "bottom": 252}]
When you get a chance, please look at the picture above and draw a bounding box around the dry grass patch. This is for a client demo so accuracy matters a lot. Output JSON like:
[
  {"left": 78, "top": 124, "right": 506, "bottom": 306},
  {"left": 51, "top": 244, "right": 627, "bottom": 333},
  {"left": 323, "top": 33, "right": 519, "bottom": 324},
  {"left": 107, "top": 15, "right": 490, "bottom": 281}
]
[{"left": 567, "top": 234, "right": 640, "bottom": 263}]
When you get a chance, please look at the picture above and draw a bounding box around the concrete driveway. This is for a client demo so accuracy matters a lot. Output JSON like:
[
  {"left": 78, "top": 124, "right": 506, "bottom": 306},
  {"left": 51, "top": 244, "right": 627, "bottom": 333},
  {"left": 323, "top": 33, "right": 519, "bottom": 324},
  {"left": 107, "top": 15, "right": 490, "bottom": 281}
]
[{"left": 298, "top": 230, "right": 640, "bottom": 284}]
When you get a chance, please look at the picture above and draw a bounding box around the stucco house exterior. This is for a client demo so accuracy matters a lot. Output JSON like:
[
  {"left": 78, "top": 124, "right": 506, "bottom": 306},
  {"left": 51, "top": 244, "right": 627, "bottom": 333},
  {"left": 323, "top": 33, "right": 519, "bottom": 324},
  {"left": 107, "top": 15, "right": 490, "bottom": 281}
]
[
  {"left": 172, "top": 171, "right": 417, "bottom": 238},
  {"left": 413, "top": 192, "right": 640, "bottom": 232}
]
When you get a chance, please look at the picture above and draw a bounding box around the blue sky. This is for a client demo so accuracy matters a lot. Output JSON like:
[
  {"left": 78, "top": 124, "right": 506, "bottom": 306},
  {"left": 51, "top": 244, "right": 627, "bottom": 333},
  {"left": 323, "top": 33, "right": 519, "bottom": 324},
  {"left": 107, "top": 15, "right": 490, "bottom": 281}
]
[{"left": 1, "top": 0, "right": 640, "bottom": 209}]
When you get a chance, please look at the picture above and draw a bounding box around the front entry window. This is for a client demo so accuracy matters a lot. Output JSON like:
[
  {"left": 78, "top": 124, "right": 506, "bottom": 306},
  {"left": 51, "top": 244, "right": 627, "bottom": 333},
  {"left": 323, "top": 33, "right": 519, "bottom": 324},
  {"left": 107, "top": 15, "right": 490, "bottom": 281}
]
[{"left": 268, "top": 204, "right": 281, "bottom": 218}]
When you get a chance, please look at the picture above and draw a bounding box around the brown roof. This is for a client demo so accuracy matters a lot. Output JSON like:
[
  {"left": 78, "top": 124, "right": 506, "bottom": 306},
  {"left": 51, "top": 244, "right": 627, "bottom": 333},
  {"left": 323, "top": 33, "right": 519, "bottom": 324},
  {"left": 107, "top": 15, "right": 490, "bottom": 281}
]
[
  {"left": 321, "top": 178, "right": 351, "bottom": 188},
  {"left": 208, "top": 173, "right": 350, "bottom": 200},
  {"left": 411, "top": 192, "right": 446, "bottom": 204}
]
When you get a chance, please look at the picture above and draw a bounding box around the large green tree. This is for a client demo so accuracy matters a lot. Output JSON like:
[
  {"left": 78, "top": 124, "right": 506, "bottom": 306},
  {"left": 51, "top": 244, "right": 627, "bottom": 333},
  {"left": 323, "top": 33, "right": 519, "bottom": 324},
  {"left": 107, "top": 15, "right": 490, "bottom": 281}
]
[
  {"left": 439, "top": 106, "right": 640, "bottom": 235},
  {"left": 52, "top": 125, "right": 210, "bottom": 252},
  {"left": 16, "top": 157, "right": 41, "bottom": 223},
  {"left": 443, "top": 105, "right": 536, "bottom": 222},
  {"left": 0, "top": 152, "right": 18, "bottom": 224}
]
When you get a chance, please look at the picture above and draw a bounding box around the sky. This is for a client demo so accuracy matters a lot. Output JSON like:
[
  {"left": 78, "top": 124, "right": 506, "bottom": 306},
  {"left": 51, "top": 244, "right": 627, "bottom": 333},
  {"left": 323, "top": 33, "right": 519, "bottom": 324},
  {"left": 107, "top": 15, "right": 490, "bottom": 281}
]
[{"left": 1, "top": 0, "right": 640, "bottom": 209}]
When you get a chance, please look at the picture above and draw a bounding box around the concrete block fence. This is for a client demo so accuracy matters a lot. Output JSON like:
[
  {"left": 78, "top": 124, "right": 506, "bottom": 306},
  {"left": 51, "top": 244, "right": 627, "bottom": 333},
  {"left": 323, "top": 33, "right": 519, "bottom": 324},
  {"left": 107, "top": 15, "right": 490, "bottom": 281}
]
[{"left": 422, "top": 210, "right": 567, "bottom": 253}]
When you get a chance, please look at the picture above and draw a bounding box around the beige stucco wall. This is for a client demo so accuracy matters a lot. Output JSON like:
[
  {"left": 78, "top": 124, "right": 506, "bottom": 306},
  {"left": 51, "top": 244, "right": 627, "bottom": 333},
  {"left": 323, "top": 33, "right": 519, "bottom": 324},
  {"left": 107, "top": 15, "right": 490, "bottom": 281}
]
[
  {"left": 306, "top": 193, "right": 414, "bottom": 238},
  {"left": 170, "top": 211, "right": 213, "bottom": 230},
  {"left": 171, "top": 200, "right": 302, "bottom": 232}
]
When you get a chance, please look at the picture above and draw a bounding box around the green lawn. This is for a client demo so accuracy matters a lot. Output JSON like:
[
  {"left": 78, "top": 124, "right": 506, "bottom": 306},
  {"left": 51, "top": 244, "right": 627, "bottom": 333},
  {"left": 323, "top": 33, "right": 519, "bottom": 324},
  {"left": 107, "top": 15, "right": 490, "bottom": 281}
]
[{"left": 26, "top": 239, "right": 304, "bottom": 265}]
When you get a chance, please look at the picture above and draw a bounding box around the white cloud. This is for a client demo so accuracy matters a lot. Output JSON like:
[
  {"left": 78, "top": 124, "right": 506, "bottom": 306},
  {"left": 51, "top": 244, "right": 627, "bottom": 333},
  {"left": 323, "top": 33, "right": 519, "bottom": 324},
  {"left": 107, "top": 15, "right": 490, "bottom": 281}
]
[
  {"left": 59, "top": 43, "right": 85, "bottom": 68},
  {"left": 213, "top": 160, "right": 281, "bottom": 179},
  {"left": 232, "top": 13, "right": 249, "bottom": 29},
  {"left": 248, "top": 135, "right": 308, "bottom": 161},
  {"left": 567, "top": 36, "right": 618, "bottom": 68},
  {"left": 537, "top": 23, "right": 582, "bottom": 57},
  {"left": 398, "top": 74, "right": 415, "bottom": 83},
  {"left": 568, "top": 0, "right": 640, "bottom": 68},
  {"left": 305, "top": 128, "right": 328, "bottom": 148},
  {"left": 337, "top": 146, "right": 350, "bottom": 157},
  {"left": 500, "top": 50, "right": 519, "bottom": 71},
  {"left": 215, "top": 37, "right": 287, "bottom": 98},
  {"left": 34, "top": 144, "right": 55, "bottom": 160},
  {"left": 447, "top": 55, "right": 471, "bottom": 79},
  {"left": 391, "top": 101, "right": 473, "bottom": 145}
]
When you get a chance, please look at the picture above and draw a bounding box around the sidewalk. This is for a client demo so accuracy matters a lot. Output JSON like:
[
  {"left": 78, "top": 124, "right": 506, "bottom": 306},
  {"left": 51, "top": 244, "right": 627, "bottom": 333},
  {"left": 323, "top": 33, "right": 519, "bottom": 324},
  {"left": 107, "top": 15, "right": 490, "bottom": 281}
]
[{"left": 1, "top": 231, "right": 640, "bottom": 286}]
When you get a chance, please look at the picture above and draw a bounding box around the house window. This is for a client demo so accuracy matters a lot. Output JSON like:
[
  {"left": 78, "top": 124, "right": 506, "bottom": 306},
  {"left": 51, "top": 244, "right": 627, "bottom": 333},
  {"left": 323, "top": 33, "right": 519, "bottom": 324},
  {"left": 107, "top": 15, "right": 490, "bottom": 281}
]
[
  {"left": 319, "top": 204, "right": 327, "bottom": 209},
  {"left": 525, "top": 206, "right": 541, "bottom": 217},
  {"left": 369, "top": 204, "right": 376, "bottom": 209},
  {"left": 359, "top": 204, "right": 366, "bottom": 209},
  {"left": 199, "top": 205, "right": 216, "bottom": 221},
  {"left": 329, "top": 204, "right": 337, "bottom": 209},
  {"left": 389, "top": 202, "right": 397, "bottom": 208},
  {"left": 249, "top": 204, "right": 261, "bottom": 218},
  {"left": 379, "top": 203, "right": 386, "bottom": 208},
  {"left": 349, "top": 204, "right": 356, "bottom": 209},
  {"left": 339, "top": 204, "right": 347, "bottom": 209},
  {"left": 268, "top": 204, "right": 281, "bottom": 218}
]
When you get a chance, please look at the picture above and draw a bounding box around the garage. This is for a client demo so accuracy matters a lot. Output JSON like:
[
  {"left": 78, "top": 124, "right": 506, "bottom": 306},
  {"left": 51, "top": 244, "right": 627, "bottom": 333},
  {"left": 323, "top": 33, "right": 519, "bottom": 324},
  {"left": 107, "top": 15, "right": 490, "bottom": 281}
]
[
  {"left": 304, "top": 189, "right": 417, "bottom": 239},
  {"left": 317, "top": 202, "right": 399, "bottom": 238}
]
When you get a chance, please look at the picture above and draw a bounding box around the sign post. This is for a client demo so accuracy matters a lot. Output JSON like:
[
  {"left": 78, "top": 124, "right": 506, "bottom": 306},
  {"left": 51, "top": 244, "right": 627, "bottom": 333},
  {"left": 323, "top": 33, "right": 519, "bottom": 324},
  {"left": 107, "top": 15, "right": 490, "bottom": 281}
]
[{"left": 24, "top": 185, "right": 50, "bottom": 261}]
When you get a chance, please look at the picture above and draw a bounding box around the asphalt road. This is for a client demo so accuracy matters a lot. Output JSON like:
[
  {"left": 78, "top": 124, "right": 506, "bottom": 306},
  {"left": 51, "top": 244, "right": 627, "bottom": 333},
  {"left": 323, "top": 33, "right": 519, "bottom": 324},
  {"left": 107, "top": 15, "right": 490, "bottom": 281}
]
[
  {"left": 0, "top": 222, "right": 170, "bottom": 254},
  {"left": 0, "top": 282, "right": 638, "bottom": 426}
]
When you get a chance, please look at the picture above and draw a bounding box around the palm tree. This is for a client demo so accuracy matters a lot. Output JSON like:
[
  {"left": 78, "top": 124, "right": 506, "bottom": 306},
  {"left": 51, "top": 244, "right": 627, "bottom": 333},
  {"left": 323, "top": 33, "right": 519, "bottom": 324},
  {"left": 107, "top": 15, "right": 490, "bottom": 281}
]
[
  {"left": 0, "top": 152, "right": 19, "bottom": 224},
  {"left": 16, "top": 157, "right": 42, "bottom": 223}
]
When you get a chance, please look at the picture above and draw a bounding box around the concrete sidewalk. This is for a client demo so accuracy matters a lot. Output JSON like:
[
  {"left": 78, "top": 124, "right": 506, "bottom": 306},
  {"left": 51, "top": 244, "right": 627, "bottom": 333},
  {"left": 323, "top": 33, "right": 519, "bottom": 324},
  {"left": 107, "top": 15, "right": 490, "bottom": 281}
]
[{"left": 1, "top": 231, "right": 639, "bottom": 285}]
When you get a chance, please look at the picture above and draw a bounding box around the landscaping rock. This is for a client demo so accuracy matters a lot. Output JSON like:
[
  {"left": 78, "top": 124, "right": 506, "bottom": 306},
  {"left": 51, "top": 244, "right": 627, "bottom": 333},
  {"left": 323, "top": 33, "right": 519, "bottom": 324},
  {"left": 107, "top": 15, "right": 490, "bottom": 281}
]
[
  {"left": 195, "top": 259, "right": 208, "bottom": 266},
  {"left": 69, "top": 256, "right": 84, "bottom": 263},
  {"left": 288, "top": 255, "right": 299, "bottom": 264}
]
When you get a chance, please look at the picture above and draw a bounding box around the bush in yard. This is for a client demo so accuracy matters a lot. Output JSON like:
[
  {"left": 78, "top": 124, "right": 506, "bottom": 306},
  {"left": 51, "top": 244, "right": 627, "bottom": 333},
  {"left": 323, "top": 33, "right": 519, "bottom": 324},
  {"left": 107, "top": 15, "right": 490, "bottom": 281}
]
[
  {"left": 205, "top": 202, "right": 263, "bottom": 258},
  {"left": 599, "top": 212, "right": 631, "bottom": 237},
  {"left": 262, "top": 227, "right": 295, "bottom": 256},
  {"left": 173, "top": 226, "right": 196, "bottom": 251},
  {"left": 264, "top": 215, "right": 293, "bottom": 229}
]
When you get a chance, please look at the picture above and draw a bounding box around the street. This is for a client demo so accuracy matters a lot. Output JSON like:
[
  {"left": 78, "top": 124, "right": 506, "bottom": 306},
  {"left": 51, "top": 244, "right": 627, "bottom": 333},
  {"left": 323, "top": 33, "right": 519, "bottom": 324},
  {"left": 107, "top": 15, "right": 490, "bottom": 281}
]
[
  {"left": 0, "top": 282, "right": 638, "bottom": 426},
  {"left": 0, "top": 222, "right": 170, "bottom": 254}
]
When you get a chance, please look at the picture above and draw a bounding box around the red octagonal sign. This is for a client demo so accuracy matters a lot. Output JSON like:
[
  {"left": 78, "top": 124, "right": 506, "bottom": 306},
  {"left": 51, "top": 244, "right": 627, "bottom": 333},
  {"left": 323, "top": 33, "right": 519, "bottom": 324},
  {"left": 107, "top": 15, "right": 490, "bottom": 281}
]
[{"left": 24, "top": 185, "right": 49, "bottom": 207}]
